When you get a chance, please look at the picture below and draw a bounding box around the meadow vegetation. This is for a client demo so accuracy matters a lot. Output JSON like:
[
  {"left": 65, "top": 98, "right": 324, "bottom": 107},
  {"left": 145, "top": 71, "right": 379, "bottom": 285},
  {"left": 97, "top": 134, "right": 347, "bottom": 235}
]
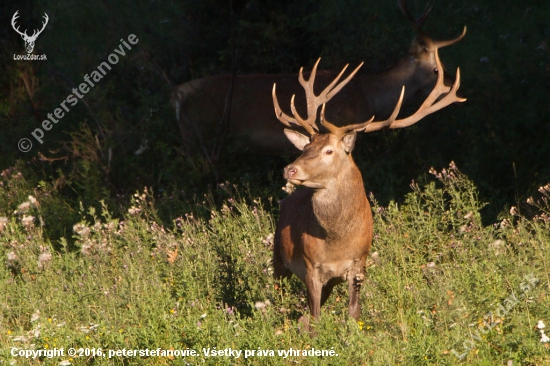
[
  {"left": 0, "top": 0, "right": 549, "bottom": 364},
  {"left": 0, "top": 163, "right": 549, "bottom": 365}
]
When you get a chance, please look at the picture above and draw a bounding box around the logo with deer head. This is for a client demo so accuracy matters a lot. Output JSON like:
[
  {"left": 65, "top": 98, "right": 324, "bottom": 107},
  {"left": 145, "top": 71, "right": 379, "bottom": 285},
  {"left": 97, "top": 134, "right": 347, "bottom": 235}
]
[{"left": 11, "top": 11, "right": 49, "bottom": 54}]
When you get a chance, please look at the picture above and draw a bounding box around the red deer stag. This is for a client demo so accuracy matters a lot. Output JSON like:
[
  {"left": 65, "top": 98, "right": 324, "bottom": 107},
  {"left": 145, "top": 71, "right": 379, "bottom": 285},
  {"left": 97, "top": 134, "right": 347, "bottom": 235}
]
[
  {"left": 272, "top": 54, "right": 465, "bottom": 329},
  {"left": 173, "top": 0, "right": 466, "bottom": 158}
]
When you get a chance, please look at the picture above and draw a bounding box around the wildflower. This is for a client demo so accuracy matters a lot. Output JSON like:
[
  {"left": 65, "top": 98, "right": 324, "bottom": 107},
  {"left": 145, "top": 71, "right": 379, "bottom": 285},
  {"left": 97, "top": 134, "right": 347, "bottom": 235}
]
[
  {"left": 128, "top": 206, "right": 140, "bottom": 215},
  {"left": 537, "top": 320, "right": 546, "bottom": 329},
  {"left": 31, "top": 309, "right": 40, "bottom": 322},
  {"left": 7, "top": 252, "right": 17, "bottom": 262},
  {"left": 21, "top": 215, "right": 34, "bottom": 228},
  {"left": 37, "top": 251, "right": 52, "bottom": 270},
  {"left": 262, "top": 233, "right": 274, "bottom": 248},
  {"left": 18, "top": 201, "right": 31, "bottom": 213},
  {"left": 541, "top": 333, "right": 550, "bottom": 343},
  {"left": 73, "top": 223, "right": 90, "bottom": 237},
  {"left": 254, "top": 300, "right": 271, "bottom": 311},
  {"left": 0, "top": 217, "right": 8, "bottom": 232},
  {"left": 509, "top": 206, "right": 518, "bottom": 216},
  {"left": 59, "top": 360, "right": 72, "bottom": 365},
  {"left": 199, "top": 313, "right": 207, "bottom": 319},
  {"left": 28, "top": 195, "right": 38, "bottom": 207}
]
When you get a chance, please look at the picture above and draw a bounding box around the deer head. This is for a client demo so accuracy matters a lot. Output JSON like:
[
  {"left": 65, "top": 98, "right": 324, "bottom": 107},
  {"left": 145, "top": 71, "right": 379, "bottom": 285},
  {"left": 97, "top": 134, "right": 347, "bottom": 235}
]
[
  {"left": 398, "top": 0, "right": 466, "bottom": 97},
  {"left": 12, "top": 11, "right": 49, "bottom": 54}
]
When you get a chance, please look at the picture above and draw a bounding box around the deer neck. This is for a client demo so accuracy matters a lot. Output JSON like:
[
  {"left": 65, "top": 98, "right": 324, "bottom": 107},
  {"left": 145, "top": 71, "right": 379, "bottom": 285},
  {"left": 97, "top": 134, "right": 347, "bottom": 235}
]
[{"left": 311, "top": 161, "right": 367, "bottom": 239}]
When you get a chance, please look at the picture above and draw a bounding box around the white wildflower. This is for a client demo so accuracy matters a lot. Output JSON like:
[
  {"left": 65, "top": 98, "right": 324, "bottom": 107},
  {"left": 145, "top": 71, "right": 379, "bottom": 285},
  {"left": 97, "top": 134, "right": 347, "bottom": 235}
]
[
  {"left": 21, "top": 215, "right": 34, "bottom": 228},
  {"left": 18, "top": 201, "right": 30, "bottom": 213},
  {"left": 0, "top": 216, "right": 8, "bottom": 232},
  {"left": 30, "top": 309, "right": 40, "bottom": 322},
  {"left": 537, "top": 320, "right": 546, "bottom": 329},
  {"left": 59, "top": 360, "right": 72, "bottom": 365},
  {"left": 73, "top": 223, "right": 90, "bottom": 237},
  {"left": 7, "top": 251, "right": 18, "bottom": 262},
  {"left": 128, "top": 206, "right": 141, "bottom": 215},
  {"left": 370, "top": 251, "right": 380, "bottom": 261},
  {"left": 37, "top": 251, "right": 52, "bottom": 270},
  {"left": 28, "top": 195, "right": 38, "bottom": 206},
  {"left": 261, "top": 233, "right": 274, "bottom": 248}
]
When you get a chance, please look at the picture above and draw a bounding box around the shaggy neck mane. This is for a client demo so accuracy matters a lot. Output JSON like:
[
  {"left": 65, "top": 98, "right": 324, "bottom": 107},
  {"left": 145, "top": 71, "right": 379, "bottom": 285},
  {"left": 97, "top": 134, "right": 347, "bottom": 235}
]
[{"left": 311, "top": 161, "right": 367, "bottom": 239}]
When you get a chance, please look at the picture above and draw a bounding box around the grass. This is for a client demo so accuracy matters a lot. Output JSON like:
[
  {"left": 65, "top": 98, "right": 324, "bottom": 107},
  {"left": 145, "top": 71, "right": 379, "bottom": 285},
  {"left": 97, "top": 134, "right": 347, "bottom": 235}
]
[{"left": 1, "top": 163, "right": 549, "bottom": 365}]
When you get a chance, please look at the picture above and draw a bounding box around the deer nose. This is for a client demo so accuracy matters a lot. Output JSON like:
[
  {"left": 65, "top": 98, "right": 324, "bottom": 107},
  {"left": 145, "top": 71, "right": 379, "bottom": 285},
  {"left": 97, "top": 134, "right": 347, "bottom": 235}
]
[{"left": 284, "top": 165, "right": 298, "bottom": 179}]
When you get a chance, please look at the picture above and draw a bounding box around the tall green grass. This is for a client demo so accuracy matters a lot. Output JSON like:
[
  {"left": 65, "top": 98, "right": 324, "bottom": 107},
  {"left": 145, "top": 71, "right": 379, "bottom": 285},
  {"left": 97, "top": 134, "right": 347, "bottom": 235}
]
[{"left": 0, "top": 163, "right": 549, "bottom": 365}]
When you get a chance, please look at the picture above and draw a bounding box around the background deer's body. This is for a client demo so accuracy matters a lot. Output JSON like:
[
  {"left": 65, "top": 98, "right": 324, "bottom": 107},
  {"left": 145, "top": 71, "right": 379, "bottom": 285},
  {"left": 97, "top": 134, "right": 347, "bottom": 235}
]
[{"left": 174, "top": 1, "right": 465, "bottom": 157}]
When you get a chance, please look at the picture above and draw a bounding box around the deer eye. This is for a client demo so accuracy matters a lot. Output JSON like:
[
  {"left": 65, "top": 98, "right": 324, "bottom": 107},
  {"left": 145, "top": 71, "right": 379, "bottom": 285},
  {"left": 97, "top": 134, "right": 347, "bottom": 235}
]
[
  {"left": 433, "top": 67, "right": 439, "bottom": 74},
  {"left": 325, "top": 149, "right": 333, "bottom": 155}
]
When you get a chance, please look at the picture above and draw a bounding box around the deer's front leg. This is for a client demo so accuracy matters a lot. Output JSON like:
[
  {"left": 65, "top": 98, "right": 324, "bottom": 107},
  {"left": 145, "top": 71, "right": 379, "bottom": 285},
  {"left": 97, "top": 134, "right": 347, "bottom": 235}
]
[
  {"left": 305, "top": 273, "right": 322, "bottom": 320},
  {"left": 348, "top": 269, "right": 365, "bottom": 320}
]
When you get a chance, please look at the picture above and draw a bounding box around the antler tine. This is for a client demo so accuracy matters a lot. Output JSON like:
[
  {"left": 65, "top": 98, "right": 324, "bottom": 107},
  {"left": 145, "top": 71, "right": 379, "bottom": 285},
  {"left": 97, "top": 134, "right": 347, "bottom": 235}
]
[
  {"left": 272, "top": 83, "right": 299, "bottom": 127},
  {"left": 398, "top": 0, "right": 432, "bottom": 34},
  {"left": 431, "top": 26, "right": 467, "bottom": 50},
  {"left": 320, "top": 104, "right": 340, "bottom": 136},
  {"left": 360, "top": 49, "right": 465, "bottom": 133},
  {"left": 324, "top": 62, "right": 364, "bottom": 101},
  {"left": 273, "top": 58, "right": 363, "bottom": 135},
  {"left": 321, "top": 103, "right": 375, "bottom": 138},
  {"left": 291, "top": 94, "right": 317, "bottom": 135}
]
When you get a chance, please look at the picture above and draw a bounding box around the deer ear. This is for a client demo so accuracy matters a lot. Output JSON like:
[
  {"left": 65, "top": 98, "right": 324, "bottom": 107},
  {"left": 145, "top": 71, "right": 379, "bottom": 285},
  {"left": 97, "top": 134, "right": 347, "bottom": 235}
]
[
  {"left": 341, "top": 131, "right": 357, "bottom": 153},
  {"left": 284, "top": 129, "right": 310, "bottom": 151}
]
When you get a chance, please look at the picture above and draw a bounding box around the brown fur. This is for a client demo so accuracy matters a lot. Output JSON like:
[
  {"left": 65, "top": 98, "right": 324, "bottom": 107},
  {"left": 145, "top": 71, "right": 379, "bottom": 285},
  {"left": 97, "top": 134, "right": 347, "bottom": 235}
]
[
  {"left": 274, "top": 132, "right": 373, "bottom": 324},
  {"left": 173, "top": 31, "right": 464, "bottom": 157}
]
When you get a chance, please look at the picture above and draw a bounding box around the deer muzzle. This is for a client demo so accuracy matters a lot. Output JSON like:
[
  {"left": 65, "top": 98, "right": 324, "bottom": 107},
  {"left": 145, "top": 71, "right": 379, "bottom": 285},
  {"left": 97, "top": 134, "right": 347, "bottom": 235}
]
[{"left": 283, "top": 164, "right": 304, "bottom": 184}]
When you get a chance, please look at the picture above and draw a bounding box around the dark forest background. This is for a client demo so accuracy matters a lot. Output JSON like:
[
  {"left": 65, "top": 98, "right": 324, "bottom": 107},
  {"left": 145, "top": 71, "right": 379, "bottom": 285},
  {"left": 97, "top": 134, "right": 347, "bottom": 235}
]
[{"left": 0, "top": 0, "right": 549, "bottom": 240}]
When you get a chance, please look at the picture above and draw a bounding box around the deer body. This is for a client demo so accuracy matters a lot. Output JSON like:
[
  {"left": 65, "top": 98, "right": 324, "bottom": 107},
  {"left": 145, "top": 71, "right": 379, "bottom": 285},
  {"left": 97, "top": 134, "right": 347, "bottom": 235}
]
[
  {"left": 174, "top": 0, "right": 466, "bottom": 158},
  {"left": 274, "top": 133, "right": 373, "bottom": 319},
  {"left": 175, "top": 57, "right": 454, "bottom": 156},
  {"left": 270, "top": 1, "right": 466, "bottom": 328}
]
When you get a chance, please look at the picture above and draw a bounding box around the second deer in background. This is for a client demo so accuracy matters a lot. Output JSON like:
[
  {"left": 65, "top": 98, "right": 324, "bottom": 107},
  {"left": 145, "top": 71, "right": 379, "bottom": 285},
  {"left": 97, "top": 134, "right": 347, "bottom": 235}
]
[{"left": 173, "top": 0, "right": 466, "bottom": 159}]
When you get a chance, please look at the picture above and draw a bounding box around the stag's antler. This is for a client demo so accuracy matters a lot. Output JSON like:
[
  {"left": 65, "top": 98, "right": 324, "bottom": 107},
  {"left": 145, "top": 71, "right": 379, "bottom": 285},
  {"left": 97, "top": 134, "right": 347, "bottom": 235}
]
[
  {"left": 321, "top": 49, "right": 466, "bottom": 136},
  {"left": 272, "top": 58, "right": 363, "bottom": 135},
  {"left": 398, "top": 0, "right": 466, "bottom": 51}
]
